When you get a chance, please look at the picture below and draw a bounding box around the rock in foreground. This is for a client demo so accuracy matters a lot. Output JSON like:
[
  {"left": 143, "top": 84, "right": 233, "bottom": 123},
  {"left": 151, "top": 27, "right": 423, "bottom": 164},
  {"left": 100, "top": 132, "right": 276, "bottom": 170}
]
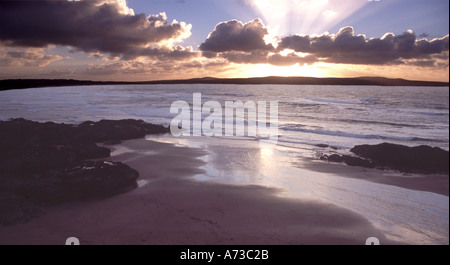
[{"left": 0, "top": 118, "right": 168, "bottom": 226}]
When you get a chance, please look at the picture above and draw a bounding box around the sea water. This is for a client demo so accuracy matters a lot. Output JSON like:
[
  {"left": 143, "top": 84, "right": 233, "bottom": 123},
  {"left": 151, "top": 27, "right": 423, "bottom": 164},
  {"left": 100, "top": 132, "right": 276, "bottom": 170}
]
[{"left": 0, "top": 84, "right": 448, "bottom": 151}]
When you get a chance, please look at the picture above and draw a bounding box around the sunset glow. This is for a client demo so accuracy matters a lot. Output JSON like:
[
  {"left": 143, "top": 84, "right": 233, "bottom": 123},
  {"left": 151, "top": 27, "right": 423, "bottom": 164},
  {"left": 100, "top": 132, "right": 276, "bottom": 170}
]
[
  {"left": 244, "top": 64, "right": 326, "bottom": 78},
  {"left": 0, "top": 0, "right": 448, "bottom": 81}
]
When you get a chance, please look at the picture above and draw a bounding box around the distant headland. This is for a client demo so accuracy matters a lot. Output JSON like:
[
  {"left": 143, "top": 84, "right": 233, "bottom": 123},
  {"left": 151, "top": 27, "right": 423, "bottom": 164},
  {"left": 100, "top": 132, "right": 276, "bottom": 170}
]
[{"left": 0, "top": 76, "right": 448, "bottom": 91}]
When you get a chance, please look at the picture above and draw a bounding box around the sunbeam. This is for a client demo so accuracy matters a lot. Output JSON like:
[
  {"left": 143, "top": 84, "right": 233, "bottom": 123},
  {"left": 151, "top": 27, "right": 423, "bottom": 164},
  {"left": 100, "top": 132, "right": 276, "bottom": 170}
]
[{"left": 247, "top": 0, "right": 369, "bottom": 35}]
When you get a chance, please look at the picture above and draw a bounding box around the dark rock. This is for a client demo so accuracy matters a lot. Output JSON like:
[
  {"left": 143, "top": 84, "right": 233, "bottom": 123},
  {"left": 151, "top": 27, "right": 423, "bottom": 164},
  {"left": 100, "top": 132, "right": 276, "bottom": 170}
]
[
  {"left": 17, "top": 161, "right": 139, "bottom": 203},
  {"left": 341, "top": 156, "right": 375, "bottom": 168},
  {"left": 326, "top": 154, "right": 343, "bottom": 163},
  {"left": 1, "top": 143, "right": 111, "bottom": 176},
  {"left": 0, "top": 118, "right": 168, "bottom": 151},
  {"left": 75, "top": 119, "right": 168, "bottom": 143},
  {"left": 0, "top": 118, "right": 168, "bottom": 225},
  {"left": 319, "top": 142, "right": 449, "bottom": 174},
  {"left": 351, "top": 143, "right": 449, "bottom": 174},
  {"left": 316, "top": 144, "right": 339, "bottom": 150},
  {"left": 0, "top": 118, "right": 168, "bottom": 175}
]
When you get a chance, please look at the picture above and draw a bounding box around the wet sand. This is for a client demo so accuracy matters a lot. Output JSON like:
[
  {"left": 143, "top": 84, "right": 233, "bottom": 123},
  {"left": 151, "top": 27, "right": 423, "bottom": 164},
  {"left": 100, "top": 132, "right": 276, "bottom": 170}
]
[
  {"left": 298, "top": 159, "right": 449, "bottom": 196},
  {"left": 0, "top": 138, "right": 393, "bottom": 245}
]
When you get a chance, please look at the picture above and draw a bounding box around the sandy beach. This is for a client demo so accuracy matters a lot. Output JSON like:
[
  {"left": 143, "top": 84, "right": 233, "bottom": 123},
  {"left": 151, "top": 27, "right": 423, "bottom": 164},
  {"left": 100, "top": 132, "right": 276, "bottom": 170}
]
[{"left": 0, "top": 137, "right": 401, "bottom": 245}]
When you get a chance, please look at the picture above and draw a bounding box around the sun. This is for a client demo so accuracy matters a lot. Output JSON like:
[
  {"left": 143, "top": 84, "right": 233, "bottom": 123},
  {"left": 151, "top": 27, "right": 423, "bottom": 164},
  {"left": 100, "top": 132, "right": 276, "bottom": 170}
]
[{"left": 242, "top": 63, "right": 327, "bottom": 78}]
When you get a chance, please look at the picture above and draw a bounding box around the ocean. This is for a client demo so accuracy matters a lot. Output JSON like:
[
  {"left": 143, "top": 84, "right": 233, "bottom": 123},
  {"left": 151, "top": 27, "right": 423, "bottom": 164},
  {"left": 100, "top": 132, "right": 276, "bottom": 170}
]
[
  {"left": 0, "top": 84, "right": 449, "bottom": 244},
  {"left": 0, "top": 84, "right": 448, "bottom": 151}
]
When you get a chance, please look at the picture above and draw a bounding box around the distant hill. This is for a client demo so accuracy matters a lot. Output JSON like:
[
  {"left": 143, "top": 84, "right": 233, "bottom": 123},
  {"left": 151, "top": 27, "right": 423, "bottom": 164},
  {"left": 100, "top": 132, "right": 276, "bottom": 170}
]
[
  {"left": 0, "top": 79, "right": 131, "bottom": 91},
  {"left": 0, "top": 76, "right": 448, "bottom": 91},
  {"left": 146, "top": 76, "right": 449, "bottom": 87}
]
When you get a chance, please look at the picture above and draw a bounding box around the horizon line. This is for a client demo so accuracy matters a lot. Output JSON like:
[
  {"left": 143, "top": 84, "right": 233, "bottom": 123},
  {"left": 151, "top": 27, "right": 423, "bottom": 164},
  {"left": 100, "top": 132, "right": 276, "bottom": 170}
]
[{"left": 0, "top": 75, "right": 448, "bottom": 91}]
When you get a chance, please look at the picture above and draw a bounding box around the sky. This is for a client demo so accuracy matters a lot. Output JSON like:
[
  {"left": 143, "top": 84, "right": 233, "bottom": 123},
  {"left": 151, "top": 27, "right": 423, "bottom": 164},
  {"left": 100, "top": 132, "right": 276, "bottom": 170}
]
[{"left": 0, "top": 0, "right": 449, "bottom": 82}]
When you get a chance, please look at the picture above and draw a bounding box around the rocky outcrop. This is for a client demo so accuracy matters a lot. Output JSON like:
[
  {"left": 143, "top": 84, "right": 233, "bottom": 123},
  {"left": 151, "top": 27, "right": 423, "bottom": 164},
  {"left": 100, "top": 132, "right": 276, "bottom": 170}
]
[
  {"left": 319, "top": 142, "right": 449, "bottom": 174},
  {"left": 0, "top": 118, "right": 168, "bottom": 226},
  {"left": 351, "top": 143, "right": 449, "bottom": 174}
]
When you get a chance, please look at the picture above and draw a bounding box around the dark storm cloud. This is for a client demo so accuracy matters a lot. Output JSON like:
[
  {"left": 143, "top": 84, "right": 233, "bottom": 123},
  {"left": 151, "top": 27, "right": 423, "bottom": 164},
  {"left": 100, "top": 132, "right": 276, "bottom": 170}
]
[
  {"left": 0, "top": 0, "right": 193, "bottom": 60},
  {"left": 416, "top": 36, "right": 449, "bottom": 54},
  {"left": 201, "top": 20, "right": 449, "bottom": 67},
  {"left": 199, "top": 19, "right": 274, "bottom": 53}
]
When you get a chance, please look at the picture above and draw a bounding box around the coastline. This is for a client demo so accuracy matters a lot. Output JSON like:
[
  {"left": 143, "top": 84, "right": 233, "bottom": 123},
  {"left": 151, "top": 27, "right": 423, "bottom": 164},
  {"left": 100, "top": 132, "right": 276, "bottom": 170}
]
[
  {"left": 0, "top": 120, "right": 448, "bottom": 245},
  {"left": 0, "top": 138, "right": 396, "bottom": 245}
]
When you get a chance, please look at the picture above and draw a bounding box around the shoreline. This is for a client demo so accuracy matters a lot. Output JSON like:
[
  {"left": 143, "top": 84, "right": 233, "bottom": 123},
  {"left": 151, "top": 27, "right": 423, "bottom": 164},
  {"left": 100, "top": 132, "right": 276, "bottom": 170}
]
[{"left": 0, "top": 138, "right": 399, "bottom": 245}]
